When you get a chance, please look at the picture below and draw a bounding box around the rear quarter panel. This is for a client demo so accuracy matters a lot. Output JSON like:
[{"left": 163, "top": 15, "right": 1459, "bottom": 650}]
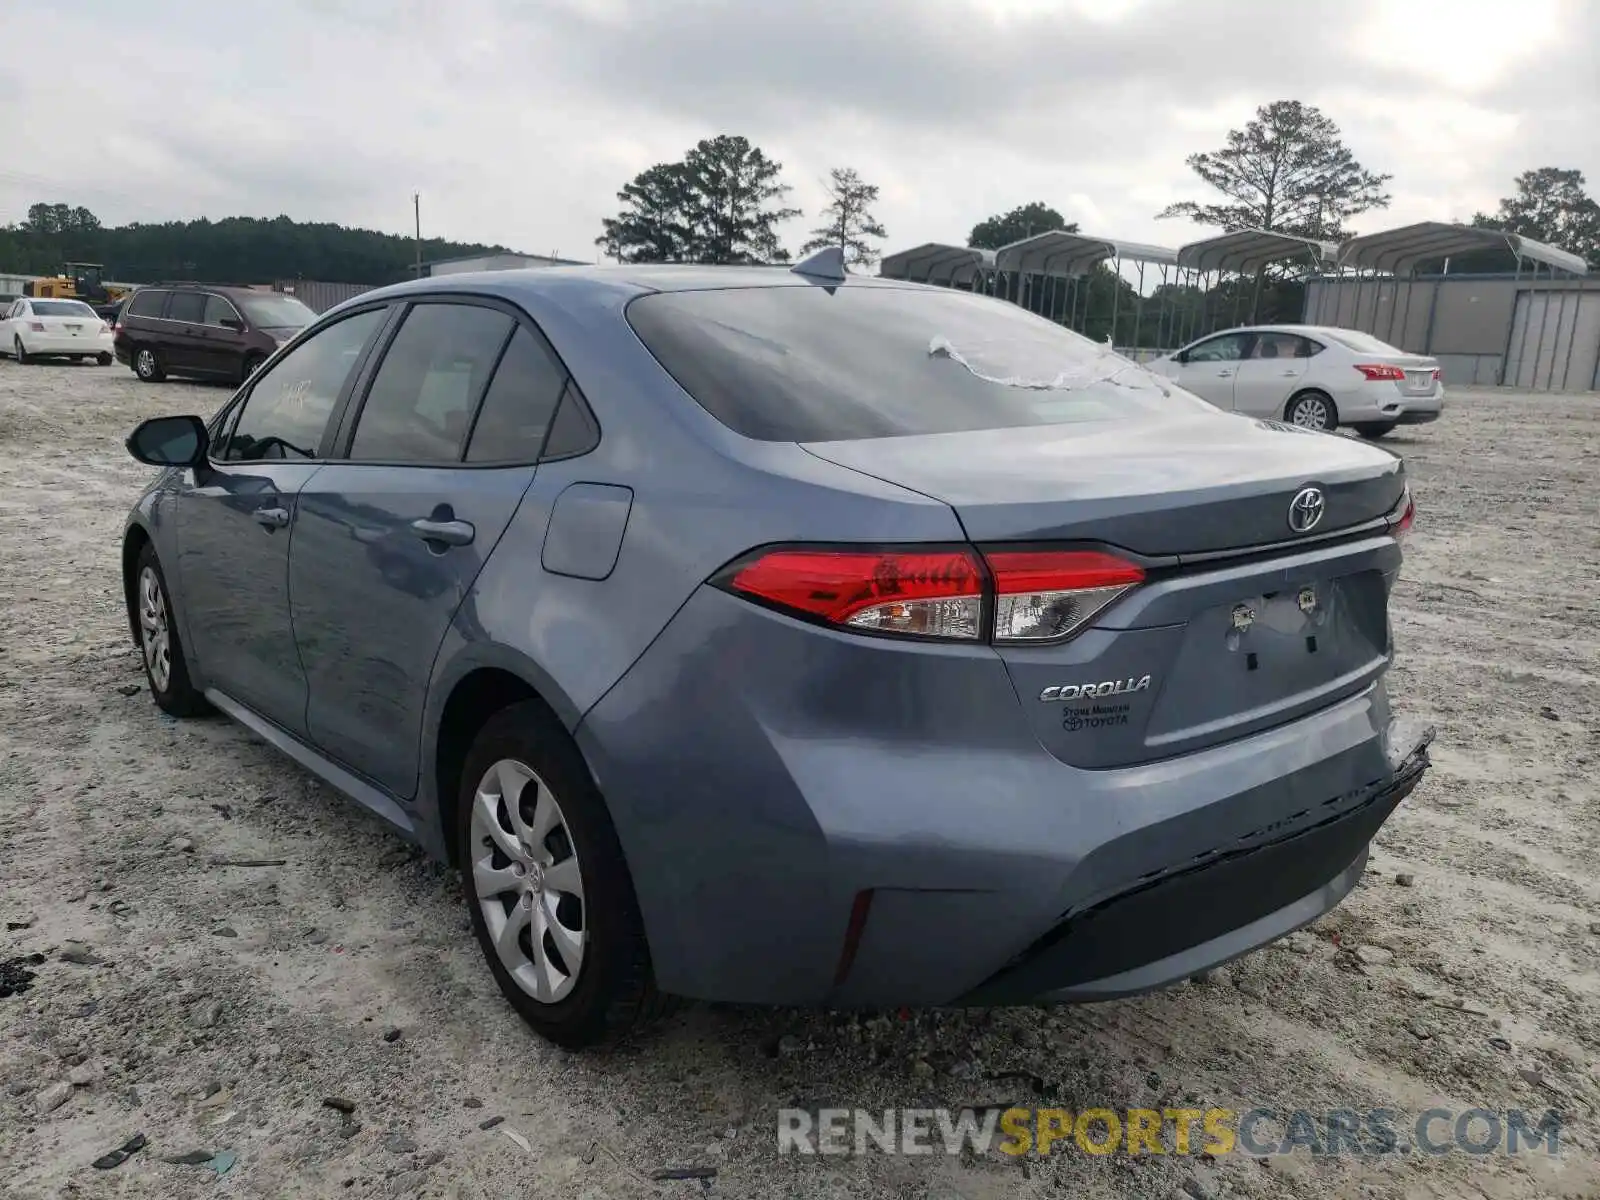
[{"left": 418, "top": 277, "right": 967, "bottom": 843}]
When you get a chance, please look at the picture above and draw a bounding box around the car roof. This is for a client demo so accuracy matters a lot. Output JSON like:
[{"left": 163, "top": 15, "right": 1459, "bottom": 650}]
[
  {"left": 353, "top": 263, "right": 923, "bottom": 309},
  {"left": 1215, "top": 324, "right": 1358, "bottom": 339}
]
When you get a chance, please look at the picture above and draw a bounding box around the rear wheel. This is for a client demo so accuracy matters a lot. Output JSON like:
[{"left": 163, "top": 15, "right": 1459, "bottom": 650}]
[
  {"left": 133, "top": 543, "right": 210, "bottom": 717},
  {"left": 14, "top": 337, "right": 30, "bottom": 365},
  {"left": 457, "top": 701, "right": 673, "bottom": 1048},
  {"left": 1354, "top": 422, "right": 1396, "bottom": 440},
  {"left": 1285, "top": 390, "right": 1336, "bottom": 431},
  {"left": 134, "top": 346, "right": 165, "bottom": 382},
  {"left": 96, "top": 352, "right": 113, "bottom": 366}
]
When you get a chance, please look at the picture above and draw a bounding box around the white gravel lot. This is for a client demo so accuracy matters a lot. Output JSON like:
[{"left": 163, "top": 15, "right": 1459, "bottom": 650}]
[{"left": 1, "top": 359, "right": 1597, "bottom": 1200}]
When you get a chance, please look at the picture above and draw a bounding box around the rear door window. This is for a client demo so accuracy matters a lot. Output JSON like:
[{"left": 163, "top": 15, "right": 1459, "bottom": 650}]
[
  {"left": 1249, "top": 332, "right": 1314, "bottom": 360},
  {"left": 219, "top": 308, "right": 387, "bottom": 462},
  {"left": 166, "top": 292, "right": 206, "bottom": 324},
  {"left": 626, "top": 285, "right": 1205, "bottom": 442},
  {"left": 347, "top": 302, "right": 513, "bottom": 463},
  {"left": 464, "top": 326, "right": 569, "bottom": 463},
  {"left": 128, "top": 289, "right": 167, "bottom": 318}
]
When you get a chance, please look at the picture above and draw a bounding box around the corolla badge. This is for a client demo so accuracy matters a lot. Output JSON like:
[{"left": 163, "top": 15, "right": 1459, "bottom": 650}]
[
  {"left": 1288, "top": 486, "right": 1325, "bottom": 533},
  {"left": 1039, "top": 676, "right": 1152, "bottom": 702}
]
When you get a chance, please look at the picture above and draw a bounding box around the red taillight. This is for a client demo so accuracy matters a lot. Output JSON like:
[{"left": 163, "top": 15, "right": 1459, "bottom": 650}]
[
  {"left": 1430, "top": 368, "right": 1441, "bottom": 382},
  {"left": 985, "top": 549, "right": 1145, "bottom": 642},
  {"left": 1389, "top": 487, "right": 1415, "bottom": 539},
  {"left": 1355, "top": 364, "right": 1406, "bottom": 381},
  {"left": 112, "top": 322, "right": 122, "bottom": 335},
  {"left": 721, "top": 545, "right": 1144, "bottom": 643},
  {"left": 726, "top": 548, "right": 985, "bottom": 639},
  {"left": 27, "top": 321, "right": 45, "bottom": 333}
]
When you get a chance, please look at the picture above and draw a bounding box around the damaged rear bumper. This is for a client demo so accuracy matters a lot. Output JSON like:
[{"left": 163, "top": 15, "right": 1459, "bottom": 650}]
[{"left": 956, "top": 721, "right": 1435, "bottom": 1006}]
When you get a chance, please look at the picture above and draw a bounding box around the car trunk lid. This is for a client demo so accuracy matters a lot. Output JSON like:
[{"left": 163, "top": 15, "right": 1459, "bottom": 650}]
[
  {"left": 802, "top": 410, "right": 1405, "bottom": 555},
  {"left": 803, "top": 411, "right": 1407, "bottom": 767}
]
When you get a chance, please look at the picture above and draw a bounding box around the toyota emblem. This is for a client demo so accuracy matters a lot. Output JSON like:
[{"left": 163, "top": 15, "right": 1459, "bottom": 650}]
[{"left": 1288, "top": 486, "right": 1325, "bottom": 533}]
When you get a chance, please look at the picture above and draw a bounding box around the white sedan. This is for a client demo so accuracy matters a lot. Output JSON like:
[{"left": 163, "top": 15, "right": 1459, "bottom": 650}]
[
  {"left": 1147, "top": 324, "right": 1444, "bottom": 438},
  {"left": 0, "top": 296, "right": 115, "bottom": 365}
]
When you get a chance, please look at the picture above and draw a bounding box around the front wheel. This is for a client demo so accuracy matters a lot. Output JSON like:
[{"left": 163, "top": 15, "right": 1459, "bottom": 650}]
[
  {"left": 133, "top": 543, "right": 211, "bottom": 717},
  {"left": 1353, "top": 422, "right": 1396, "bottom": 440},
  {"left": 1285, "top": 390, "right": 1337, "bottom": 431},
  {"left": 133, "top": 346, "right": 165, "bottom": 382},
  {"left": 97, "top": 352, "right": 113, "bottom": 366},
  {"left": 240, "top": 352, "right": 265, "bottom": 384},
  {"left": 457, "top": 701, "right": 674, "bottom": 1048}
]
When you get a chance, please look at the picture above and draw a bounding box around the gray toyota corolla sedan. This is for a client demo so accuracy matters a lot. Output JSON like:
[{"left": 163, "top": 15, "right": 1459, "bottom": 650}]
[{"left": 120, "top": 251, "right": 1432, "bottom": 1047}]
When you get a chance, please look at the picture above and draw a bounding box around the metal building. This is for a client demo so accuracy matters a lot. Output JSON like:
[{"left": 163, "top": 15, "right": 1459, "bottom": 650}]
[
  {"left": 1174, "top": 229, "right": 1338, "bottom": 344},
  {"left": 881, "top": 233, "right": 1184, "bottom": 357},
  {"left": 1305, "top": 223, "right": 1596, "bottom": 390},
  {"left": 422, "top": 252, "right": 588, "bottom": 277},
  {"left": 272, "top": 280, "right": 375, "bottom": 313},
  {"left": 881, "top": 218, "right": 1598, "bottom": 391}
]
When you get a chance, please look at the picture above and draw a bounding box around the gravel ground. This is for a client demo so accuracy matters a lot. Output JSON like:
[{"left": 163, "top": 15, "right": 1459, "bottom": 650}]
[{"left": 1, "top": 359, "right": 1597, "bottom": 1200}]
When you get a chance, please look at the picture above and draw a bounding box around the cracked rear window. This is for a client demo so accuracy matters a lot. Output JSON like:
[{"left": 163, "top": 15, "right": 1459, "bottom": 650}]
[{"left": 626, "top": 284, "right": 1203, "bottom": 442}]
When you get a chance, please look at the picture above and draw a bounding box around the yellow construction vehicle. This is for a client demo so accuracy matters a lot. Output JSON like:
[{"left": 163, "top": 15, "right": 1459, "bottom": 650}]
[{"left": 27, "top": 263, "right": 133, "bottom": 307}]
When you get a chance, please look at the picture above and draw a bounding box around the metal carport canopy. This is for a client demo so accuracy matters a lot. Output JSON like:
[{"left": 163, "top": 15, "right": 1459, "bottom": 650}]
[
  {"left": 1337, "top": 221, "right": 1589, "bottom": 275},
  {"left": 1176, "top": 228, "right": 1338, "bottom": 274},
  {"left": 878, "top": 242, "right": 991, "bottom": 283},
  {"left": 994, "top": 230, "right": 1179, "bottom": 277}
]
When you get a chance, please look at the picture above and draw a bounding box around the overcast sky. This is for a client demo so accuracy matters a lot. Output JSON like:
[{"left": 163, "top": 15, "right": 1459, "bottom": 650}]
[{"left": 2, "top": 0, "right": 1596, "bottom": 265}]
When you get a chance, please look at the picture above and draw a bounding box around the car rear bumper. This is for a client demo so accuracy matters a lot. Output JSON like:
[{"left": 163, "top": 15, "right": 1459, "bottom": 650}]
[
  {"left": 18, "top": 333, "right": 112, "bottom": 355},
  {"left": 956, "top": 731, "right": 1430, "bottom": 1003},
  {"left": 577, "top": 585, "right": 1431, "bottom": 1008},
  {"left": 1397, "top": 391, "right": 1444, "bottom": 424},
  {"left": 1337, "top": 380, "right": 1443, "bottom": 425}
]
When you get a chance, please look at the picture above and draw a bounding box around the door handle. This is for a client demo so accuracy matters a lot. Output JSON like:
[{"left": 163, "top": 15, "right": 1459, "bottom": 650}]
[
  {"left": 1280, "top": 370, "right": 1300, "bottom": 377},
  {"left": 1216, "top": 369, "right": 1234, "bottom": 377},
  {"left": 253, "top": 506, "right": 290, "bottom": 530},
  {"left": 410, "top": 518, "right": 475, "bottom": 547}
]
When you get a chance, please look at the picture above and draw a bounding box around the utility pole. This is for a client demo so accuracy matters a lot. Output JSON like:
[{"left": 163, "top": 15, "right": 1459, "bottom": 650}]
[{"left": 413, "top": 192, "right": 422, "bottom": 277}]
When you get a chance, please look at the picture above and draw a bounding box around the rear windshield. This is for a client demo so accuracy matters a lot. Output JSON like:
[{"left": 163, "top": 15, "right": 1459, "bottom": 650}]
[
  {"left": 626, "top": 284, "right": 1207, "bottom": 442},
  {"left": 1324, "top": 329, "right": 1405, "bottom": 356},
  {"left": 236, "top": 293, "right": 315, "bottom": 329},
  {"left": 32, "top": 300, "right": 97, "bottom": 317}
]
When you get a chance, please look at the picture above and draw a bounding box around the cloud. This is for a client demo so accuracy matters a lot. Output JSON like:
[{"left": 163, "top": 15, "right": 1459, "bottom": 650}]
[{"left": 0, "top": 0, "right": 1593, "bottom": 270}]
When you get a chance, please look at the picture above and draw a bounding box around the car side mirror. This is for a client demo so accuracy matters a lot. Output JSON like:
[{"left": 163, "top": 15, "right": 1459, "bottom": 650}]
[
  {"left": 126, "top": 415, "right": 208, "bottom": 468},
  {"left": 220, "top": 317, "right": 244, "bottom": 331},
  {"left": 1173, "top": 351, "right": 1189, "bottom": 364}
]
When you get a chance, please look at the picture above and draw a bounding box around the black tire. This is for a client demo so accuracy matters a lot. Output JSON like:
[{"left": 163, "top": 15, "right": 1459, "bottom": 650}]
[
  {"left": 131, "top": 542, "right": 211, "bottom": 717},
  {"left": 133, "top": 346, "right": 165, "bottom": 382},
  {"left": 457, "top": 701, "right": 674, "bottom": 1048},
  {"left": 1285, "top": 390, "right": 1337, "bottom": 431},
  {"left": 240, "top": 352, "right": 266, "bottom": 384},
  {"left": 14, "top": 337, "right": 30, "bottom": 365},
  {"left": 97, "top": 352, "right": 113, "bottom": 366},
  {"left": 1354, "top": 422, "right": 1396, "bottom": 440}
]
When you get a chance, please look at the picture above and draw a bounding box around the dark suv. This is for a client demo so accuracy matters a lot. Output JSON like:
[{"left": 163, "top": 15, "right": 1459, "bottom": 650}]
[{"left": 115, "top": 283, "right": 316, "bottom": 384}]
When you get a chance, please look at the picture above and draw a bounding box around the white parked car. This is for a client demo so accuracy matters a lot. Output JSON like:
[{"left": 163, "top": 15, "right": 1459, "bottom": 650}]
[
  {"left": 1147, "top": 324, "right": 1444, "bottom": 438},
  {"left": 0, "top": 296, "right": 115, "bottom": 366}
]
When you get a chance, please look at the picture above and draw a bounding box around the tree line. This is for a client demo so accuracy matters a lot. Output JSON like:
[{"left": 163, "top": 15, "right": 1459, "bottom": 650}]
[{"left": 0, "top": 204, "right": 512, "bottom": 285}]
